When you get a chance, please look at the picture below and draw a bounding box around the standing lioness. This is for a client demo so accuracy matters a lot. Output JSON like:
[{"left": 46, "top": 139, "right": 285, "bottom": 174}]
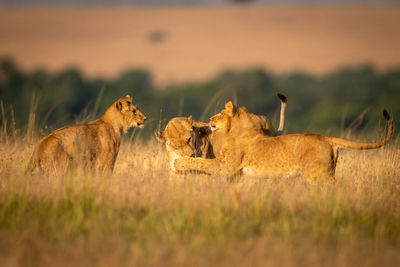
[{"left": 30, "top": 95, "right": 147, "bottom": 175}]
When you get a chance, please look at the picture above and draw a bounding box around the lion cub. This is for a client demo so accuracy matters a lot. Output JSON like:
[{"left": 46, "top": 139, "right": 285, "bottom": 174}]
[
  {"left": 174, "top": 101, "right": 393, "bottom": 184},
  {"left": 30, "top": 95, "right": 147, "bottom": 176}
]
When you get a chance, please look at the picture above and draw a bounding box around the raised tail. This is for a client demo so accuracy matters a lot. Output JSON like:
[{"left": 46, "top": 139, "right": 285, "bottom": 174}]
[
  {"left": 276, "top": 93, "right": 287, "bottom": 135},
  {"left": 326, "top": 109, "right": 393, "bottom": 150}
]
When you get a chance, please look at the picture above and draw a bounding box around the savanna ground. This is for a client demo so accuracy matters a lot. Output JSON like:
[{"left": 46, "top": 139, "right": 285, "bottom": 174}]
[{"left": 0, "top": 126, "right": 399, "bottom": 267}]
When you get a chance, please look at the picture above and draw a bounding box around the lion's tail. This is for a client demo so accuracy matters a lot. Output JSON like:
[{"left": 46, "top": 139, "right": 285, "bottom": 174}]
[
  {"left": 276, "top": 93, "right": 287, "bottom": 135},
  {"left": 325, "top": 110, "right": 393, "bottom": 150}
]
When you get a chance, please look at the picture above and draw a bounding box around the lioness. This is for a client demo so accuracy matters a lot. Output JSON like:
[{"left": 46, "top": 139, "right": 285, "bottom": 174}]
[
  {"left": 156, "top": 94, "right": 287, "bottom": 169},
  {"left": 174, "top": 101, "right": 393, "bottom": 184},
  {"left": 29, "top": 95, "right": 147, "bottom": 175},
  {"left": 155, "top": 116, "right": 197, "bottom": 171},
  {"left": 208, "top": 93, "right": 287, "bottom": 158}
]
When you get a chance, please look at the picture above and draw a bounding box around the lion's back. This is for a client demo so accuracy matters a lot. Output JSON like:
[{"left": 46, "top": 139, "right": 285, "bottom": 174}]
[{"left": 30, "top": 124, "right": 103, "bottom": 174}]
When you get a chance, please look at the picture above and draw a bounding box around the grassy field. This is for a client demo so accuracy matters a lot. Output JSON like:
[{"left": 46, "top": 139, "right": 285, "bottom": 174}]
[{"left": 0, "top": 128, "right": 399, "bottom": 267}]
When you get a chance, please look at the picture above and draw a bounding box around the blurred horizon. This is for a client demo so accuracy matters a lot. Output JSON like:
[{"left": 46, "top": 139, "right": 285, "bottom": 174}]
[{"left": 1, "top": 5, "right": 400, "bottom": 85}]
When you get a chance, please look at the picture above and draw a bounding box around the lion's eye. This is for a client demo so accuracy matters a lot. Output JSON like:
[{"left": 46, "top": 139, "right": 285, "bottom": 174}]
[{"left": 133, "top": 109, "right": 137, "bottom": 114}]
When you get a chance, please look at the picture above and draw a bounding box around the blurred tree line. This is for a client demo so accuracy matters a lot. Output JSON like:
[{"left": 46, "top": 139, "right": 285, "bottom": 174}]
[{"left": 1, "top": 57, "right": 399, "bottom": 140}]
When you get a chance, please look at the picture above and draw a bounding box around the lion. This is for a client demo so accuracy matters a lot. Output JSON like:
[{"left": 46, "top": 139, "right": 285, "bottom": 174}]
[
  {"left": 155, "top": 116, "right": 196, "bottom": 171},
  {"left": 174, "top": 101, "right": 393, "bottom": 184},
  {"left": 29, "top": 95, "right": 147, "bottom": 176},
  {"left": 156, "top": 94, "right": 287, "bottom": 170},
  {"left": 208, "top": 93, "right": 287, "bottom": 158}
]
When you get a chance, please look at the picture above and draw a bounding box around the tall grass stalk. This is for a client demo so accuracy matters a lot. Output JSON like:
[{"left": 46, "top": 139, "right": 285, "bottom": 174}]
[
  {"left": 1, "top": 101, "right": 17, "bottom": 144},
  {"left": 26, "top": 92, "right": 40, "bottom": 144},
  {"left": 0, "top": 101, "right": 8, "bottom": 142}
]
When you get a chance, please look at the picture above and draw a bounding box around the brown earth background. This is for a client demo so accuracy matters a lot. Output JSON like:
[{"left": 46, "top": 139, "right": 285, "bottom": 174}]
[{"left": 0, "top": 5, "right": 400, "bottom": 86}]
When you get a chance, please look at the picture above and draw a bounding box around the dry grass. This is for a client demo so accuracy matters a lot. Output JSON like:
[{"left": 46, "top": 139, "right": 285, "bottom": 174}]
[{"left": 0, "top": 131, "right": 399, "bottom": 267}]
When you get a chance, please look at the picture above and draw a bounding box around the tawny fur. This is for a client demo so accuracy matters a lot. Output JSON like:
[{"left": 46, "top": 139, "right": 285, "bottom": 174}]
[
  {"left": 29, "top": 95, "right": 147, "bottom": 176},
  {"left": 174, "top": 102, "right": 393, "bottom": 184}
]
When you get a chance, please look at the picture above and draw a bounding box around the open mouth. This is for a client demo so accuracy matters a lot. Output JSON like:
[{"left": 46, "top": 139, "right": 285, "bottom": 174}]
[{"left": 136, "top": 122, "right": 144, "bottom": 128}]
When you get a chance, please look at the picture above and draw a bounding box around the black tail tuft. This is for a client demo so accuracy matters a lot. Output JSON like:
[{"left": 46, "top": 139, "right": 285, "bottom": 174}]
[
  {"left": 383, "top": 109, "right": 391, "bottom": 120},
  {"left": 277, "top": 93, "right": 287, "bottom": 103}
]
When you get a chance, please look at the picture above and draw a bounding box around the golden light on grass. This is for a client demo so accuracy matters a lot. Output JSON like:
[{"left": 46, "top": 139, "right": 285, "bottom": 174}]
[{"left": 0, "top": 126, "right": 399, "bottom": 266}]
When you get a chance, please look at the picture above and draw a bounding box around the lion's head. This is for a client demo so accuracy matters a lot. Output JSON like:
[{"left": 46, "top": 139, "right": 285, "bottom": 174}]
[
  {"left": 105, "top": 95, "right": 147, "bottom": 133},
  {"left": 156, "top": 116, "right": 196, "bottom": 157},
  {"left": 210, "top": 112, "right": 231, "bottom": 133},
  {"left": 210, "top": 101, "right": 269, "bottom": 135},
  {"left": 156, "top": 117, "right": 215, "bottom": 160}
]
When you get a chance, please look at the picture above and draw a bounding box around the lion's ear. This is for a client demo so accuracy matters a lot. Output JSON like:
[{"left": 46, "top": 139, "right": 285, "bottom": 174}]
[
  {"left": 225, "top": 101, "right": 236, "bottom": 116},
  {"left": 187, "top": 115, "right": 193, "bottom": 125},
  {"left": 115, "top": 100, "right": 123, "bottom": 112},
  {"left": 155, "top": 131, "right": 166, "bottom": 142},
  {"left": 125, "top": 94, "right": 131, "bottom": 99}
]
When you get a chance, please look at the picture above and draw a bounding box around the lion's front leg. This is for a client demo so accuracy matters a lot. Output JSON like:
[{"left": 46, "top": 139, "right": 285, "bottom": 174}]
[
  {"left": 174, "top": 157, "right": 238, "bottom": 177},
  {"left": 93, "top": 150, "right": 117, "bottom": 175}
]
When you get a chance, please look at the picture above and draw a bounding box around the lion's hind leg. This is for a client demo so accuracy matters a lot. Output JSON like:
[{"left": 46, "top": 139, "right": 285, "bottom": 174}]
[
  {"left": 301, "top": 155, "right": 337, "bottom": 185},
  {"left": 302, "top": 165, "right": 336, "bottom": 185},
  {"left": 32, "top": 136, "right": 72, "bottom": 177},
  {"left": 300, "top": 145, "right": 337, "bottom": 185}
]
